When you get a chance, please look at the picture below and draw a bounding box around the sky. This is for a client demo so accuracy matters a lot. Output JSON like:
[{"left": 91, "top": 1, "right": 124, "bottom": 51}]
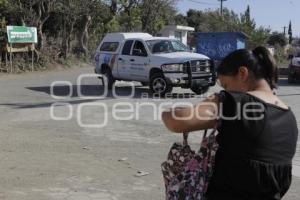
[{"left": 176, "top": 0, "right": 300, "bottom": 37}]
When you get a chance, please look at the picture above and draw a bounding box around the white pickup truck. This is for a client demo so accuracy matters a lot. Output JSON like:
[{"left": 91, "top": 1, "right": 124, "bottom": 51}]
[{"left": 94, "top": 33, "right": 216, "bottom": 95}]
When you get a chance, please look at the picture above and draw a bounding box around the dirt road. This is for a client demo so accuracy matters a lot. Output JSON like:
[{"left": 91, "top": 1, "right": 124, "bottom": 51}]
[{"left": 0, "top": 66, "right": 299, "bottom": 200}]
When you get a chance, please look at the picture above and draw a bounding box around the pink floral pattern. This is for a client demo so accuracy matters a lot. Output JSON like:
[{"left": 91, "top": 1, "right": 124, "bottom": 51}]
[{"left": 161, "top": 130, "right": 218, "bottom": 200}]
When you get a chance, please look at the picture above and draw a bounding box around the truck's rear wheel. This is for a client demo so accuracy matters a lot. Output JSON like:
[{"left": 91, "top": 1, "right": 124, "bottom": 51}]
[
  {"left": 150, "top": 73, "right": 173, "bottom": 96},
  {"left": 103, "top": 68, "right": 115, "bottom": 90},
  {"left": 191, "top": 85, "right": 209, "bottom": 95}
]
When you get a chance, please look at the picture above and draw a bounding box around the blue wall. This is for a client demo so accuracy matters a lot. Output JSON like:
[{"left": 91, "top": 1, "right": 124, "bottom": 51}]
[{"left": 197, "top": 32, "right": 247, "bottom": 61}]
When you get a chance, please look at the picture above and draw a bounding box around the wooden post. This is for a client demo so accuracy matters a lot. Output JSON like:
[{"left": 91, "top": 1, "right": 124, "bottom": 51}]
[
  {"left": 5, "top": 51, "right": 8, "bottom": 69},
  {"left": 31, "top": 43, "right": 34, "bottom": 71},
  {"left": 10, "top": 43, "right": 13, "bottom": 73}
]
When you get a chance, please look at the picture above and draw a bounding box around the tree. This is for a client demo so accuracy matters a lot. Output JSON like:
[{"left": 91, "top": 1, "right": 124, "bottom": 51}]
[
  {"left": 55, "top": 0, "right": 77, "bottom": 58},
  {"left": 32, "top": 1, "right": 57, "bottom": 49},
  {"left": 239, "top": 5, "right": 260, "bottom": 48},
  {"left": 0, "top": 0, "right": 7, "bottom": 25},
  {"left": 4, "top": 0, "right": 57, "bottom": 50},
  {"left": 288, "top": 20, "right": 293, "bottom": 44},
  {"left": 0, "top": 0, "right": 7, "bottom": 7},
  {"left": 174, "top": 14, "right": 187, "bottom": 26},
  {"left": 53, "top": 0, "right": 111, "bottom": 58},
  {"left": 248, "top": 26, "right": 270, "bottom": 49},
  {"left": 240, "top": 5, "right": 255, "bottom": 34},
  {"left": 267, "top": 32, "right": 288, "bottom": 47},
  {"left": 118, "top": 0, "right": 142, "bottom": 32},
  {"left": 186, "top": 8, "right": 240, "bottom": 33},
  {"left": 140, "top": 0, "right": 177, "bottom": 34},
  {"left": 0, "top": 0, "right": 7, "bottom": 47},
  {"left": 185, "top": 8, "right": 243, "bottom": 46},
  {"left": 0, "top": 0, "right": 276, "bottom": 68}
]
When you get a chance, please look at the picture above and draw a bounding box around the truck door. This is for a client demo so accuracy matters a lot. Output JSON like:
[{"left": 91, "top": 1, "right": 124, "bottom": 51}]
[
  {"left": 117, "top": 40, "right": 134, "bottom": 79},
  {"left": 129, "top": 40, "right": 149, "bottom": 81}
]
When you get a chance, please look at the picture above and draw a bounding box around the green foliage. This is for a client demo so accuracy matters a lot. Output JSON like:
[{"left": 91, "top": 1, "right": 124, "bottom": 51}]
[
  {"left": 186, "top": 8, "right": 240, "bottom": 33},
  {"left": 0, "top": 0, "right": 6, "bottom": 6},
  {"left": 267, "top": 32, "right": 288, "bottom": 47},
  {"left": 184, "top": 7, "right": 270, "bottom": 49},
  {"left": 233, "top": 5, "right": 268, "bottom": 49},
  {"left": 118, "top": 7, "right": 142, "bottom": 32},
  {"left": 245, "top": 27, "right": 271, "bottom": 49},
  {"left": 0, "top": 17, "right": 6, "bottom": 48},
  {"left": 140, "top": 0, "right": 177, "bottom": 34},
  {"left": 288, "top": 20, "right": 292, "bottom": 44},
  {"left": 240, "top": 5, "right": 256, "bottom": 33},
  {"left": 0, "top": 0, "right": 7, "bottom": 28},
  {"left": 273, "top": 44, "right": 288, "bottom": 65},
  {"left": 0, "top": 1, "right": 290, "bottom": 72},
  {"left": 174, "top": 14, "right": 187, "bottom": 26},
  {"left": 0, "top": 0, "right": 6, "bottom": 47},
  {"left": 106, "top": 18, "right": 121, "bottom": 33}
]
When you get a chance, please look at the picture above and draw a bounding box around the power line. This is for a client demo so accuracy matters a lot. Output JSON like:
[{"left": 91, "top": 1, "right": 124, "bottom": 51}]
[{"left": 186, "top": 0, "right": 218, "bottom": 6}]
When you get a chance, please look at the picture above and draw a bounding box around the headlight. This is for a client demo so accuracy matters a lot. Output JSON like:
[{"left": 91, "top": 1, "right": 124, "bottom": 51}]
[{"left": 161, "top": 64, "right": 184, "bottom": 72}]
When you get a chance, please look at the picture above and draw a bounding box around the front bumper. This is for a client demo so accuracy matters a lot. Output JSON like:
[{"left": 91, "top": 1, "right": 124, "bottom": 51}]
[
  {"left": 164, "top": 72, "right": 215, "bottom": 88},
  {"left": 164, "top": 60, "right": 216, "bottom": 88}
]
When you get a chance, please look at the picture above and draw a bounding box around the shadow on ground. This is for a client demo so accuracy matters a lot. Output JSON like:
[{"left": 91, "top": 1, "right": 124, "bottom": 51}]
[
  {"left": 25, "top": 85, "right": 199, "bottom": 100},
  {"left": 0, "top": 85, "right": 200, "bottom": 110},
  {"left": 0, "top": 99, "right": 101, "bottom": 109}
]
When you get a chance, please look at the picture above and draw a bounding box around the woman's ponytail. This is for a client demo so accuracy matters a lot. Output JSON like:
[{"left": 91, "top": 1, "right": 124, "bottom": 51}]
[{"left": 252, "top": 46, "right": 278, "bottom": 89}]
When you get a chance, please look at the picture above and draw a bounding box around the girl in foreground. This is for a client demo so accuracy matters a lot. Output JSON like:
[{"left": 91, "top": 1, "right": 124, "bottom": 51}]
[{"left": 162, "top": 46, "right": 298, "bottom": 200}]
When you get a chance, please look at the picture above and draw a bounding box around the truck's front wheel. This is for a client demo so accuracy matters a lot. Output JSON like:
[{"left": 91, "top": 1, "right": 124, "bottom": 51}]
[
  {"left": 191, "top": 85, "right": 209, "bottom": 95},
  {"left": 150, "top": 73, "right": 173, "bottom": 96}
]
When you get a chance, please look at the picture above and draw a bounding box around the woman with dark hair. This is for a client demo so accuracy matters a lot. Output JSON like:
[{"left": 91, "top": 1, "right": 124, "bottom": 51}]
[{"left": 162, "top": 46, "right": 298, "bottom": 200}]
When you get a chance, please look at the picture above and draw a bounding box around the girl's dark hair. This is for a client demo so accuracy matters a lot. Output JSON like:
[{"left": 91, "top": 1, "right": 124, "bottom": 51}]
[{"left": 217, "top": 46, "right": 278, "bottom": 89}]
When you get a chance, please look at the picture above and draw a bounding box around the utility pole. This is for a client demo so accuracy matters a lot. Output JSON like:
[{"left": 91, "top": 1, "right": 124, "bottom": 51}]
[
  {"left": 283, "top": 26, "right": 287, "bottom": 35},
  {"left": 218, "top": 0, "right": 227, "bottom": 16}
]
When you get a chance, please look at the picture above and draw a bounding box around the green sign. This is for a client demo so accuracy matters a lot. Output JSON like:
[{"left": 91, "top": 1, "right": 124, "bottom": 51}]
[{"left": 6, "top": 26, "right": 38, "bottom": 44}]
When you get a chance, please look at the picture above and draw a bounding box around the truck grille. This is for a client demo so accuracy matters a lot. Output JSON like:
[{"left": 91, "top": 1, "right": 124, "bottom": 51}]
[{"left": 190, "top": 60, "right": 211, "bottom": 73}]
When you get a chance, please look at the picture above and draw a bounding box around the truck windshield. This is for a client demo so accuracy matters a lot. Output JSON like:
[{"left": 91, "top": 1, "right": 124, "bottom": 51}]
[{"left": 146, "top": 40, "right": 189, "bottom": 54}]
